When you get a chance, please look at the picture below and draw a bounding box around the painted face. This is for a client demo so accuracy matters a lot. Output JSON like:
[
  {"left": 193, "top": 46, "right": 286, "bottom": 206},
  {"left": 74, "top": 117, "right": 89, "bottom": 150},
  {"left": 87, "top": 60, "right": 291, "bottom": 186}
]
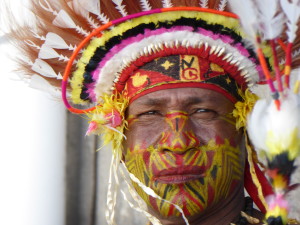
[{"left": 123, "top": 88, "right": 245, "bottom": 219}]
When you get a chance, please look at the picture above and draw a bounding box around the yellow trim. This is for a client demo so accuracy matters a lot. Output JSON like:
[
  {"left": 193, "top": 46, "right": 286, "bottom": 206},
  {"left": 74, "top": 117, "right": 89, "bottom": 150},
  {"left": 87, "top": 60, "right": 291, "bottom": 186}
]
[
  {"left": 70, "top": 10, "right": 242, "bottom": 104},
  {"left": 245, "top": 134, "right": 269, "bottom": 210}
]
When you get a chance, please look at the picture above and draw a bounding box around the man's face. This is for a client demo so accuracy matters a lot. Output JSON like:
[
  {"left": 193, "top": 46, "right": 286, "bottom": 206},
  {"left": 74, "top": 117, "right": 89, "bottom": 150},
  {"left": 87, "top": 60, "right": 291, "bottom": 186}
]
[{"left": 123, "top": 88, "right": 245, "bottom": 219}]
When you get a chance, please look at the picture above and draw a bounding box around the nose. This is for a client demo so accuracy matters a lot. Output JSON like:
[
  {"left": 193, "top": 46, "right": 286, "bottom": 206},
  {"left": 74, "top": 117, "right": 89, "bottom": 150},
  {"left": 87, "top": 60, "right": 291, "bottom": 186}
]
[{"left": 158, "top": 111, "right": 200, "bottom": 154}]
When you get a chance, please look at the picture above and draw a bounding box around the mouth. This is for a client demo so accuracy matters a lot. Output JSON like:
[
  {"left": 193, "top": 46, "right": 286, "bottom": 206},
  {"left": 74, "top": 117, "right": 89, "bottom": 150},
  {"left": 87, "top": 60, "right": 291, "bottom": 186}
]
[{"left": 153, "top": 166, "right": 206, "bottom": 184}]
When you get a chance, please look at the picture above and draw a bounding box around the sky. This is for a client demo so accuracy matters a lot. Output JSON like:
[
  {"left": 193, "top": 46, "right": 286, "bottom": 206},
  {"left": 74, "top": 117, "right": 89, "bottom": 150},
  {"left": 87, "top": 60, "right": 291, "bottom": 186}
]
[{"left": 0, "top": 1, "right": 66, "bottom": 225}]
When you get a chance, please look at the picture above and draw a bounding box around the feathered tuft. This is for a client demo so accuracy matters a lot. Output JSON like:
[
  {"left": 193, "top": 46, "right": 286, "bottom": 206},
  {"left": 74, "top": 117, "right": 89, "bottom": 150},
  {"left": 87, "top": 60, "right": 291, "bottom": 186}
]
[
  {"left": 200, "top": 0, "right": 209, "bottom": 8},
  {"left": 280, "top": 0, "right": 300, "bottom": 43},
  {"left": 218, "top": 0, "right": 227, "bottom": 11},
  {"left": 256, "top": 0, "right": 285, "bottom": 40},
  {"left": 162, "top": 0, "right": 173, "bottom": 8},
  {"left": 112, "top": 0, "right": 128, "bottom": 17},
  {"left": 228, "top": 0, "right": 258, "bottom": 42},
  {"left": 248, "top": 90, "right": 300, "bottom": 160},
  {"left": 139, "top": 0, "right": 152, "bottom": 11}
]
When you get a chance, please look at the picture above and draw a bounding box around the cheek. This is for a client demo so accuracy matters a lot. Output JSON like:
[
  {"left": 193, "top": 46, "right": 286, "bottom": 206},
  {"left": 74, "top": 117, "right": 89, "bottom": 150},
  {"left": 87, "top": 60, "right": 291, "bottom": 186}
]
[
  {"left": 193, "top": 119, "right": 241, "bottom": 145},
  {"left": 124, "top": 118, "right": 166, "bottom": 149}
]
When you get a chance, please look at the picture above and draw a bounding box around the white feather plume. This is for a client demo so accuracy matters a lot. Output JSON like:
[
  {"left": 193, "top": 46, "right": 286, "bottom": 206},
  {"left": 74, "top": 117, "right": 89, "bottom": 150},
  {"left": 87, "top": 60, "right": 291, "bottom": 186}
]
[
  {"left": 68, "top": 1, "right": 101, "bottom": 28},
  {"left": 31, "top": 59, "right": 61, "bottom": 78},
  {"left": 256, "top": 0, "right": 285, "bottom": 40},
  {"left": 248, "top": 91, "right": 300, "bottom": 158},
  {"left": 200, "top": 0, "right": 208, "bottom": 8},
  {"left": 75, "top": 0, "right": 100, "bottom": 16},
  {"left": 38, "top": 44, "right": 70, "bottom": 62},
  {"left": 218, "top": 0, "right": 227, "bottom": 11},
  {"left": 280, "top": 0, "right": 300, "bottom": 43},
  {"left": 228, "top": 0, "right": 259, "bottom": 42},
  {"left": 67, "top": 0, "right": 88, "bottom": 17},
  {"left": 162, "top": 0, "right": 173, "bottom": 8},
  {"left": 112, "top": 0, "right": 128, "bottom": 17},
  {"left": 32, "top": 32, "right": 46, "bottom": 41},
  {"left": 29, "top": 75, "right": 61, "bottom": 97},
  {"left": 139, "top": 0, "right": 152, "bottom": 11},
  {"left": 52, "top": 10, "right": 89, "bottom": 36},
  {"left": 44, "top": 32, "right": 75, "bottom": 50},
  {"left": 39, "top": 0, "right": 58, "bottom": 15},
  {"left": 97, "top": 13, "right": 110, "bottom": 24},
  {"left": 25, "top": 40, "right": 41, "bottom": 50}
]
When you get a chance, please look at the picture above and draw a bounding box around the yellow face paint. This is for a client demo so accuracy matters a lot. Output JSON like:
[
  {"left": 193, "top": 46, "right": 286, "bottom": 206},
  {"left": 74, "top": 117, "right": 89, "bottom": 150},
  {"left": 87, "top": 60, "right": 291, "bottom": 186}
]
[{"left": 124, "top": 139, "right": 244, "bottom": 217}]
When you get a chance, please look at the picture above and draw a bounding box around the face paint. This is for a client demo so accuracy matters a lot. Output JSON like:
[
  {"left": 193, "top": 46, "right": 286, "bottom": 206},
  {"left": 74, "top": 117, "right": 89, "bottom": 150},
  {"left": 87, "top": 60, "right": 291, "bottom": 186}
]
[
  {"left": 160, "top": 111, "right": 200, "bottom": 152},
  {"left": 123, "top": 88, "right": 245, "bottom": 218},
  {"left": 124, "top": 139, "right": 243, "bottom": 217}
]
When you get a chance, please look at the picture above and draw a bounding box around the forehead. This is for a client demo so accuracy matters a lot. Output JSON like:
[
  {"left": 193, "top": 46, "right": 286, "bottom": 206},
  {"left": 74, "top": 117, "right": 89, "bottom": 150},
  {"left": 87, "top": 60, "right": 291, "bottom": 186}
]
[{"left": 128, "top": 87, "right": 234, "bottom": 109}]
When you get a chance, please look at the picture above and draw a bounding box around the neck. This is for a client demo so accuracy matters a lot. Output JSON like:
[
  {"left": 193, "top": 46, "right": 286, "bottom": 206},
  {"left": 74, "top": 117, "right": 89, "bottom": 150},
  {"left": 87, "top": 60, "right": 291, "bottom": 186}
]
[{"left": 149, "top": 183, "right": 245, "bottom": 225}]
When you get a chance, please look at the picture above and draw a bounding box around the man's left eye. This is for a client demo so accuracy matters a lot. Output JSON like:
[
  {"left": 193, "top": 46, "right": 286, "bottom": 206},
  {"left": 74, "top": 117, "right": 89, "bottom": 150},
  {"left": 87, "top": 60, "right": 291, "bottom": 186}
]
[
  {"left": 192, "top": 108, "right": 217, "bottom": 119},
  {"left": 194, "top": 108, "right": 214, "bottom": 113}
]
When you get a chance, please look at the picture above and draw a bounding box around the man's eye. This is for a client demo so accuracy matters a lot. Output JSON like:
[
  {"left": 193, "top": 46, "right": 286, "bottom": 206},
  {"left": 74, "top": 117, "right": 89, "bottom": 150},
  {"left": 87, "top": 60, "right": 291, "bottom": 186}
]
[
  {"left": 194, "top": 108, "right": 213, "bottom": 113},
  {"left": 192, "top": 108, "right": 217, "bottom": 119},
  {"left": 137, "top": 110, "right": 160, "bottom": 117}
]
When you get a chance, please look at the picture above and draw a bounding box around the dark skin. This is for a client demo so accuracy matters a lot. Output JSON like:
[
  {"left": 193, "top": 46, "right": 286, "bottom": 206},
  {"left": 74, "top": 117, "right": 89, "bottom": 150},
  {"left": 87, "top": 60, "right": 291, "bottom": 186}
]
[{"left": 123, "top": 87, "right": 265, "bottom": 225}]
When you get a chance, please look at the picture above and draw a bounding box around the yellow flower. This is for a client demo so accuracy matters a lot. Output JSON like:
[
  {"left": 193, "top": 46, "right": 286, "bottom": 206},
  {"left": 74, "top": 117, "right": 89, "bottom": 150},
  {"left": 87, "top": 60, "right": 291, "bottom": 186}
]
[
  {"left": 232, "top": 89, "right": 258, "bottom": 130},
  {"left": 85, "top": 93, "right": 129, "bottom": 154}
]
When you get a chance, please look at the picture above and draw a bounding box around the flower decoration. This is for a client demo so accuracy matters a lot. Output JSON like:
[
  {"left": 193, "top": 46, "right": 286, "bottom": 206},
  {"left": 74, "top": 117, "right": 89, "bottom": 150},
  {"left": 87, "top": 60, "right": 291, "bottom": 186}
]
[
  {"left": 85, "top": 93, "right": 129, "bottom": 152},
  {"left": 232, "top": 89, "right": 259, "bottom": 130}
]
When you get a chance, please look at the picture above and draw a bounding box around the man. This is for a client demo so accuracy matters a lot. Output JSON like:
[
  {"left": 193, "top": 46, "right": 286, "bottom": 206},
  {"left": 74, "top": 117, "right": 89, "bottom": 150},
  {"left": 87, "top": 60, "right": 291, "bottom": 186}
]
[
  {"left": 10, "top": 0, "right": 300, "bottom": 224},
  {"left": 123, "top": 87, "right": 250, "bottom": 224}
]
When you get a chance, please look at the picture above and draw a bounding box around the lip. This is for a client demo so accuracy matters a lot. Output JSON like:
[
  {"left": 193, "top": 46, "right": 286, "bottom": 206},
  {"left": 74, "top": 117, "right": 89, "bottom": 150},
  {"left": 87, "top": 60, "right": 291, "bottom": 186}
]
[{"left": 153, "top": 166, "right": 206, "bottom": 184}]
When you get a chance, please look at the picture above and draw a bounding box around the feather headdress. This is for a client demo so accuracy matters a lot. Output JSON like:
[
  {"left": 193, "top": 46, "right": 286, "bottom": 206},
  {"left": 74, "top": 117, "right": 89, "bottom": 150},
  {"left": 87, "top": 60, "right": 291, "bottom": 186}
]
[{"left": 8, "top": 0, "right": 300, "bottom": 224}]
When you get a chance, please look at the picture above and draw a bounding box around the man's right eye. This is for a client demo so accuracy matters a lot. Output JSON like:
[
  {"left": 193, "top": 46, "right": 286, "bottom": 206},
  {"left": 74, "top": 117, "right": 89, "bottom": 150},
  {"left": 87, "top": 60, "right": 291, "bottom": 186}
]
[{"left": 137, "top": 110, "right": 160, "bottom": 117}]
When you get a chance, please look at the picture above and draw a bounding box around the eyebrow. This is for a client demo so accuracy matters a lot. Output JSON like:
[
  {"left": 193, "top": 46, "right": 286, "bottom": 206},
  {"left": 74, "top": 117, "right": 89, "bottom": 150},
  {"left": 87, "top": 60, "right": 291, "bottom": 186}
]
[{"left": 137, "top": 96, "right": 207, "bottom": 107}]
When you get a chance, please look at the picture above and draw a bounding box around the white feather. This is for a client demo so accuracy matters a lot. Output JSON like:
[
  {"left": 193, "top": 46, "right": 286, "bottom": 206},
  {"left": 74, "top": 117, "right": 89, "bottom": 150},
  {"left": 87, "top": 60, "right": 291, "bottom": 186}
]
[
  {"left": 95, "top": 13, "right": 109, "bottom": 25},
  {"left": 68, "top": 1, "right": 100, "bottom": 29},
  {"left": 218, "top": 0, "right": 227, "bottom": 11},
  {"left": 75, "top": 0, "right": 100, "bottom": 16},
  {"left": 280, "top": 0, "right": 300, "bottom": 42},
  {"left": 24, "top": 40, "right": 41, "bottom": 50},
  {"left": 256, "top": 0, "right": 285, "bottom": 40},
  {"left": 162, "top": 0, "right": 173, "bottom": 8},
  {"left": 44, "top": 32, "right": 73, "bottom": 50},
  {"left": 31, "top": 59, "right": 60, "bottom": 78},
  {"left": 112, "top": 0, "right": 128, "bottom": 17},
  {"left": 200, "top": 0, "right": 208, "bottom": 8},
  {"left": 139, "top": 0, "right": 152, "bottom": 11},
  {"left": 97, "top": 13, "right": 110, "bottom": 24},
  {"left": 32, "top": 32, "right": 46, "bottom": 41},
  {"left": 228, "top": 0, "right": 258, "bottom": 42},
  {"left": 39, "top": 0, "right": 58, "bottom": 15},
  {"left": 52, "top": 10, "right": 89, "bottom": 36},
  {"left": 248, "top": 91, "right": 300, "bottom": 156},
  {"left": 29, "top": 75, "right": 61, "bottom": 97},
  {"left": 67, "top": 0, "right": 88, "bottom": 17},
  {"left": 38, "top": 44, "right": 70, "bottom": 62}
]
